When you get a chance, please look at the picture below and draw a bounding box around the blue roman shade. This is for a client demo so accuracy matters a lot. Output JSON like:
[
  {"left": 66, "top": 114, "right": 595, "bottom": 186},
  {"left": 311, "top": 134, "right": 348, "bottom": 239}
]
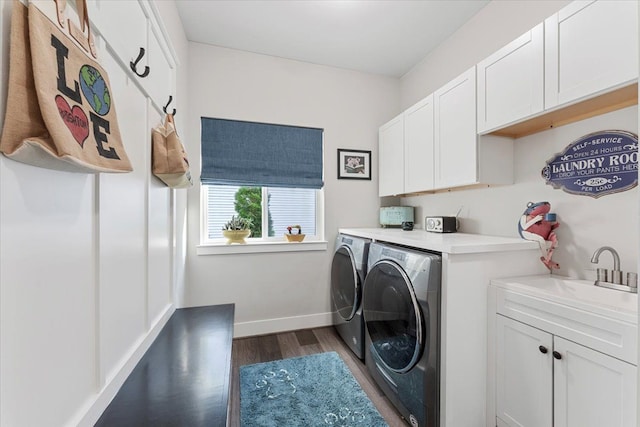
[{"left": 200, "top": 117, "right": 324, "bottom": 189}]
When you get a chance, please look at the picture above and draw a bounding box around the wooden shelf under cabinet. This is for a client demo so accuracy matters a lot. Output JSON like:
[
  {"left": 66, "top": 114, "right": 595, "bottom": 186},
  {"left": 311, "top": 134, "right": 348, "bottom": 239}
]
[{"left": 490, "top": 83, "right": 638, "bottom": 139}]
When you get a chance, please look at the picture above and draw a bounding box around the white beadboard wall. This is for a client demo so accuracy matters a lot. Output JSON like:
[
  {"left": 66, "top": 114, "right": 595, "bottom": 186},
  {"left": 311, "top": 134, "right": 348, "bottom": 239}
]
[{"left": 0, "top": 1, "right": 189, "bottom": 426}]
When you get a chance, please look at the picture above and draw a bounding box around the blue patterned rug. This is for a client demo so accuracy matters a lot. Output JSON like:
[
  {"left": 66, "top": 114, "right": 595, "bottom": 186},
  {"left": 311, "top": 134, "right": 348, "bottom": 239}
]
[{"left": 240, "top": 351, "right": 388, "bottom": 426}]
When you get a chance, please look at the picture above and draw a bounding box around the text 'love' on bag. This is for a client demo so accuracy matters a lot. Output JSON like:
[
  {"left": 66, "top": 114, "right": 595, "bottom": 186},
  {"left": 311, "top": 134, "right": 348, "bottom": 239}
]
[{"left": 0, "top": 0, "right": 132, "bottom": 173}]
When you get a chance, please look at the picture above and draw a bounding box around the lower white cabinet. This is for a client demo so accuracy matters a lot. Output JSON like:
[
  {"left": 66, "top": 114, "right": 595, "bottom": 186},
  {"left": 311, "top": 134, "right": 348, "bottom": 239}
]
[
  {"left": 496, "top": 315, "right": 636, "bottom": 427},
  {"left": 553, "top": 336, "right": 637, "bottom": 427},
  {"left": 496, "top": 315, "right": 552, "bottom": 427},
  {"left": 490, "top": 276, "right": 638, "bottom": 427}
]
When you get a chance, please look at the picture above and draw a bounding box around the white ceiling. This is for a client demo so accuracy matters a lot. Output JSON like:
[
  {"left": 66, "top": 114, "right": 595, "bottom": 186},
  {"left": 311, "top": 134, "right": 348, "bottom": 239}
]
[{"left": 175, "top": 0, "right": 490, "bottom": 77}]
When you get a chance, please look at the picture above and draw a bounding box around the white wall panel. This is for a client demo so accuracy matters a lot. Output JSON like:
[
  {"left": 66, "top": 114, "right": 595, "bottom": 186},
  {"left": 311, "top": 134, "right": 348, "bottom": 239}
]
[
  {"left": 0, "top": 0, "right": 186, "bottom": 425},
  {"left": 0, "top": 160, "right": 96, "bottom": 427},
  {"left": 0, "top": 3, "right": 96, "bottom": 424},
  {"left": 148, "top": 107, "right": 172, "bottom": 326},
  {"left": 97, "top": 50, "right": 148, "bottom": 384}
]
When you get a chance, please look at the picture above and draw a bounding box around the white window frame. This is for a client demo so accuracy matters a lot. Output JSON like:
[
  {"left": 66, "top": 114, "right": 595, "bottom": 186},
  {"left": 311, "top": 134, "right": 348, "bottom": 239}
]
[{"left": 197, "top": 184, "right": 327, "bottom": 255}]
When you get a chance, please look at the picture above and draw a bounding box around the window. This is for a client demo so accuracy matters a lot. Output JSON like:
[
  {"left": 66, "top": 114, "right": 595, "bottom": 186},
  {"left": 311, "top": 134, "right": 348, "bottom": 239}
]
[
  {"left": 203, "top": 185, "right": 319, "bottom": 243},
  {"left": 199, "top": 117, "right": 324, "bottom": 247}
]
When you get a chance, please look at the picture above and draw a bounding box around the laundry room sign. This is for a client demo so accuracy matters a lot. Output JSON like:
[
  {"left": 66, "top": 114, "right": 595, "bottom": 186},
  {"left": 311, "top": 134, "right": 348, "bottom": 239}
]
[{"left": 541, "top": 130, "right": 638, "bottom": 198}]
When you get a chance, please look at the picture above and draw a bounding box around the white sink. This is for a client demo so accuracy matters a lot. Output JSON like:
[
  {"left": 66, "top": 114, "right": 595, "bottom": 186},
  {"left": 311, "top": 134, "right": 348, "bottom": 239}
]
[{"left": 491, "top": 274, "right": 638, "bottom": 317}]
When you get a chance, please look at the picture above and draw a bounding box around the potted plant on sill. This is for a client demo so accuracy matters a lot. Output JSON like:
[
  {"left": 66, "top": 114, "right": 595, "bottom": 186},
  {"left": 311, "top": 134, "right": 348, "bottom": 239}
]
[{"left": 222, "top": 216, "right": 253, "bottom": 244}]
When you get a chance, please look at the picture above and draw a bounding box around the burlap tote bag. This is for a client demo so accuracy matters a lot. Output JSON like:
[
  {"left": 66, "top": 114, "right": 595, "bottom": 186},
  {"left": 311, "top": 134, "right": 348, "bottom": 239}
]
[
  {"left": 0, "top": 0, "right": 132, "bottom": 173},
  {"left": 152, "top": 114, "right": 192, "bottom": 188}
]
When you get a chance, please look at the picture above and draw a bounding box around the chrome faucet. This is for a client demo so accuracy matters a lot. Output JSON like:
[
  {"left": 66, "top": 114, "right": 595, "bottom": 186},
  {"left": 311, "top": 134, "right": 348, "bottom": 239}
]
[{"left": 591, "top": 246, "right": 622, "bottom": 284}]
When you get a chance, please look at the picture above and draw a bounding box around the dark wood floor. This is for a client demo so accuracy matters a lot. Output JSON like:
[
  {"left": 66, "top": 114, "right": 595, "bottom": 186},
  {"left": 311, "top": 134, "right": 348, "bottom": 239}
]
[{"left": 229, "top": 326, "right": 407, "bottom": 427}]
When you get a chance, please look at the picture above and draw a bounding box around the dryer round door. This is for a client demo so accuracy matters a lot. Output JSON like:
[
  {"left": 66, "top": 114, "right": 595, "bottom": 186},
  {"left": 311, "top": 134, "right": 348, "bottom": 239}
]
[
  {"left": 364, "top": 259, "right": 423, "bottom": 373},
  {"left": 331, "top": 246, "right": 361, "bottom": 321}
]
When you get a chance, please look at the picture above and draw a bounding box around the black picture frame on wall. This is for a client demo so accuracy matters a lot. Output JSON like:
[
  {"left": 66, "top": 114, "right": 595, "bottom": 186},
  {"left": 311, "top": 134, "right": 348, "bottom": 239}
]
[{"left": 337, "top": 149, "right": 371, "bottom": 180}]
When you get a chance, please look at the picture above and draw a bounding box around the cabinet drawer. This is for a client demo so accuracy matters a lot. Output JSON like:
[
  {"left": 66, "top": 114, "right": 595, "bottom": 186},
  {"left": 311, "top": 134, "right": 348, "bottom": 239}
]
[{"left": 496, "top": 288, "right": 637, "bottom": 364}]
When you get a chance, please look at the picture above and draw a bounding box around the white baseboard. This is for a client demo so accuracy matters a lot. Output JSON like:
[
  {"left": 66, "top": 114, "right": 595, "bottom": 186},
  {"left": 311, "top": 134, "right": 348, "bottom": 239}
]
[
  {"left": 233, "top": 311, "right": 333, "bottom": 338},
  {"left": 72, "top": 304, "right": 176, "bottom": 427}
]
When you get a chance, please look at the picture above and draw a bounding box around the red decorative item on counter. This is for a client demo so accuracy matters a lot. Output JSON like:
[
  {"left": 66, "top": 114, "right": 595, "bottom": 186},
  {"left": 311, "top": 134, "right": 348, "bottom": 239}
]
[{"left": 518, "top": 201, "right": 560, "bottom": 270}]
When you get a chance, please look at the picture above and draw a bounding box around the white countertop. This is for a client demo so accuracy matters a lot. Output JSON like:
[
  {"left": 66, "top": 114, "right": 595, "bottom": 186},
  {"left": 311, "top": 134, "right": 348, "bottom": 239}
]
[
  {"left": 491, "top": 274, "right": 638, "bottom": 323},
  {"left": 339, "top": 228, "right": 539, "bottom": 254}
]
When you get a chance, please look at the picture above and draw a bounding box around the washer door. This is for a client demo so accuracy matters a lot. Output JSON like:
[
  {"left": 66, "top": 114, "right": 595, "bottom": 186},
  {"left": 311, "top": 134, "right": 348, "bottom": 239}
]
[
  {"left": 364, "top": 259, "right": 423, "bottom": 373},
  {"left": 331, "top": 245, "right": 360, "bottom": 321}
]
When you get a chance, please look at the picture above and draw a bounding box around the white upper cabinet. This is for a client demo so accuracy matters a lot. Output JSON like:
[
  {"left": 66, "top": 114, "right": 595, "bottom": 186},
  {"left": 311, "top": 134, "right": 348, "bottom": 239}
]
[
  {"left": 544, "top": 0, "right": 638, "bottom": 109},
  {"left": 476, "top": 0, "right": 638, "bottom": 135},
  {"left": 477, "top": 23, "right": 544, "bottom": 134},
  {"left": 379, "top": 66, "right": 513, "bottom": 196},
  {"left": 404, "top": 95, "right": 434, "bottom": 193},
  {"left": 378, "top": 114, "right": 404, "bottom": 197},
  {"left": 434, "top": 67, "right": 477, "bottom": 189}
]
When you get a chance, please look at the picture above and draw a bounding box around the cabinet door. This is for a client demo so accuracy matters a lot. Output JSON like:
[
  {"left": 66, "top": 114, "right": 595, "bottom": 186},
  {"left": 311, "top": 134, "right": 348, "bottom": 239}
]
[
  {"left": 378, "top": 114, "right": 404, "bottom": 197},
  {"left": 477, "top": 23, "right": 543, "bottom": 134},
  {"left": 496, "top": 316, "right": 553, "bottom": 427},
  {"left": 434, "top": 66, "right": 477, "bottom": 189},
  {"left": 404, "top": 95, "right": 434, "bottom": 193},
  {"left": 554, "top": 337, "right": 637, "bottom": 427},
  {"left": 545, "top": 0, "right": 638, "bottom": 109}
]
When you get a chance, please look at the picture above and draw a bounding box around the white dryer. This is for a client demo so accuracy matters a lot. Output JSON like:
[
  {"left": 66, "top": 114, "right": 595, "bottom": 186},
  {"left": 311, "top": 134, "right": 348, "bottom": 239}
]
[
  {"left": 363, "top": 242, "right": 442, "bottom": 427},
  {"left": 330, "top": 234, "right": 371, "bottom": 359}
]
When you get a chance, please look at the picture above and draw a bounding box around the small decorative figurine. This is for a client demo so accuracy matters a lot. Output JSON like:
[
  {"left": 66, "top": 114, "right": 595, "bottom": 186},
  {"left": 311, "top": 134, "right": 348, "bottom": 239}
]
[{"left": 518, "top": 201, "right": 560, "bottom": 270}]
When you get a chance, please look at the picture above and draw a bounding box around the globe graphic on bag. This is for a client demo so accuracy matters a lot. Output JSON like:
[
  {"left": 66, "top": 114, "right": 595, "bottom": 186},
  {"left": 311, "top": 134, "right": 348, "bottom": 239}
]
[{"left": 79, "top": 65, "right": 111, "bottom": 116}]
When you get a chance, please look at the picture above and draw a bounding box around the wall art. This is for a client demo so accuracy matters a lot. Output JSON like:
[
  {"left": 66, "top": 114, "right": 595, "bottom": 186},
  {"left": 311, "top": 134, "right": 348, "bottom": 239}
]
[
  {"left": 542, "top": 130, "right": 638, "bottom": 198},
  {"left": 337, "top": 149, "right": 371, "bottom": 180}
]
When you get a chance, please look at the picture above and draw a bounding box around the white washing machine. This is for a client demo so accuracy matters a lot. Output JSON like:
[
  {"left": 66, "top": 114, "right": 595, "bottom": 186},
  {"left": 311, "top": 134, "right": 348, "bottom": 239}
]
[
  {"left": 330, "top": 234, "right": 371, "bottom": 359},
  {"left": 363, "top": 242, "right": 442, "bottom": 427}
]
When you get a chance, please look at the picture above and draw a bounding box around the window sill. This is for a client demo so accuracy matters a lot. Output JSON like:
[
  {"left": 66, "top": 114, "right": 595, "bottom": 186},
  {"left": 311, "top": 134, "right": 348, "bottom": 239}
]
[{"left": 197, "top": 240, "right": 329, "bottom": 255}]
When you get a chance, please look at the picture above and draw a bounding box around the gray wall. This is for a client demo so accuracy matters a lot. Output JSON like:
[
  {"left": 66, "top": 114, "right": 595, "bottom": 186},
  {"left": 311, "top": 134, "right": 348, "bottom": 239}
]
[{"left": 184, "top": 43, "right": 399, "bottom": 335}]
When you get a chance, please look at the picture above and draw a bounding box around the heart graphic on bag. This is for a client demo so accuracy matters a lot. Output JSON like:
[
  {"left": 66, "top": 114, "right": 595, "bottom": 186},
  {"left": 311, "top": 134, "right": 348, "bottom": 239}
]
[{"left": 55, "top": 95, "right": 89, "bottom": 147}]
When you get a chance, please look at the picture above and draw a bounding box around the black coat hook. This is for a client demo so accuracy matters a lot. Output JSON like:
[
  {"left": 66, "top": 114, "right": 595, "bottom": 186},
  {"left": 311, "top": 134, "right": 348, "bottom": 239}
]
[
  {"left": 163, "top": 95, "right": 177, "bottom": 116},
  {"left": 130, "top": 47, "right": 150, "bottom": 78}
]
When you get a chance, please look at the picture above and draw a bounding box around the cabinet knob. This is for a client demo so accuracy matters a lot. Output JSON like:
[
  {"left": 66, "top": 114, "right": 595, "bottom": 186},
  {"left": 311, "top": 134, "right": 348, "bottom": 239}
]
[
  {"left": 538, "top": 345, "right": 548, "bottom": 354},
  {"left": 553, "top": 351, "right": 562, "bottom": 360}
]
